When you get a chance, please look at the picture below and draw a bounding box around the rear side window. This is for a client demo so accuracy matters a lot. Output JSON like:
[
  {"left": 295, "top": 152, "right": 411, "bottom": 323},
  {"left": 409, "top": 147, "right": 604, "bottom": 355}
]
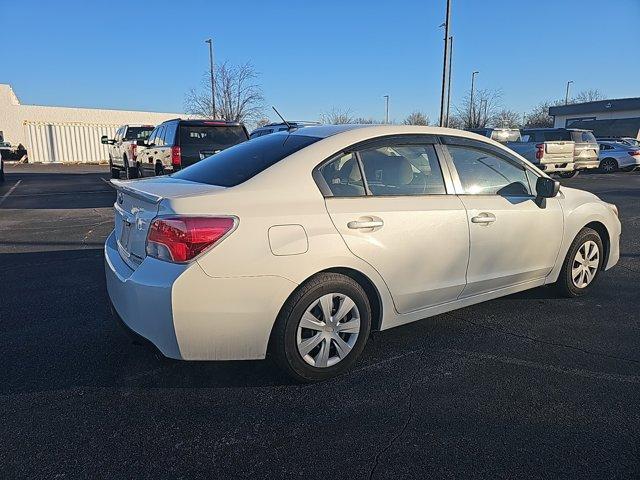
[
  {"left": 124, "top": 127, "right": 154, "bottom": 140},
  {"left": 360, "top": 144, "right": 446, "bottom": 195},
  {"left": 321, "top": 153, "right": 365, "bottom": 197},
  {"left": 154, "top": 126, "right": 166, "bottom": 146},
  {"left": 173, "top": 134, "right": 320, "bottom": 187},
  {"left": 179, "top": 125, "right": 248, "bottom": 149}
]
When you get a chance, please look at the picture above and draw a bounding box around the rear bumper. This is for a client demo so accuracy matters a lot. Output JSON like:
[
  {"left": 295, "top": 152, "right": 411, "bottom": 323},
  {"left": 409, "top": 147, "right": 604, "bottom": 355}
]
[
  {"left": 574, "top": 159, "right": 599, "bottom": 170},
  {"left": 104, "top": 231, "right": 298, "bottom": 361},
  {"left": 539, "top": 162, "right": 574, "bottom": 173}
]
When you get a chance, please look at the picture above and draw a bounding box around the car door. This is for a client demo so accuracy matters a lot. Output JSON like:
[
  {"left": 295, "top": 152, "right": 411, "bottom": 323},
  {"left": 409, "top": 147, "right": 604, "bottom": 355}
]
[
  {"left": 320, "top": 136, "right": 470, "bottom": 314},
  {"left": 441, "top": 136, "right": 564, "bottom": 297}
]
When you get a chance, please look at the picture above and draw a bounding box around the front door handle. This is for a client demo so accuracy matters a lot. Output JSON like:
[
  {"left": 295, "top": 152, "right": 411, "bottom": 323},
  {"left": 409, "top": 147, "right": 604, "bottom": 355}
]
[
  {"left": 471, "top": 212, "right": 496, "bottom": 224},
  {"left": 348, "top": 219, "right": 384, "bottom": 229}
]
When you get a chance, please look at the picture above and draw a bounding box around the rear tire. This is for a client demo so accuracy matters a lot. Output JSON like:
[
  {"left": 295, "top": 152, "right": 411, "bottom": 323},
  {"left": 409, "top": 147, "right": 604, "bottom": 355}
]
[
  {"left": 558, "top": 170, "right": 579, "bottom": 179},
  {"left": 599, "top": 158, "right": 618, "bottom": 173},
  {"left": 271, "top": 273, "right": 371, "bottom": 382},
  {"left": 620, "top": 165, "right": 635, "bottom": 173},
  {"left": 554, "top": 227, "right": 603, "bottom": 298}
]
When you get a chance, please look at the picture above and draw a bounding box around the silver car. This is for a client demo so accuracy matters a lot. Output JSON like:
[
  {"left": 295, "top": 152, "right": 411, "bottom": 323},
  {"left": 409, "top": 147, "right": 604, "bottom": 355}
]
[{"left": 598, "top": 141, "right": 640, "bottom": 172}]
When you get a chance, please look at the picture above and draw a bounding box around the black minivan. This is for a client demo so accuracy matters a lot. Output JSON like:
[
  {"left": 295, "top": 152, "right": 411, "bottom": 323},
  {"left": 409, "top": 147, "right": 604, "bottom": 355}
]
[{"left": 134, "top": 119, "right": 249, "bottom": 177}]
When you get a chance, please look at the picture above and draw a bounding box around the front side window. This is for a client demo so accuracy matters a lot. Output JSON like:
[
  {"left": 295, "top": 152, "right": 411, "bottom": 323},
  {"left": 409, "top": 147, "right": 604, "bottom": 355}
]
[
  {"left": 359, "top": 144, "right": 446, "bottom": 195},
  {"left": 125, "top": 127, "right": 154, "bottom": 141},
  {"left": 447, "top": 145, "right": 531, "bottom": 196},
  {"left": 154, "top": 126, "right": 166, "bottom": 147}
]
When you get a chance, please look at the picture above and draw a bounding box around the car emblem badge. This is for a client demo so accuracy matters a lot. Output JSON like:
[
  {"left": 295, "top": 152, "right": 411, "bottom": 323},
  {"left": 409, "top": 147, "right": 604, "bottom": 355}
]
[{"left": 117, "top": 192, "right": 124, "bottom": 205}]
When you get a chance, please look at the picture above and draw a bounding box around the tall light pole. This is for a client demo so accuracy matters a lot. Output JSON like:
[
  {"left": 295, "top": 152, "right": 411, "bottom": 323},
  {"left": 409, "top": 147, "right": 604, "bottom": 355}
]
[
  {"left": 384, "top": 95, "right": 390, "bottom": 124},
  {"left": 439, "top": 0, "right": 452, "bottom": 127},
  {"left": 445, "top": 35, "right": 454, "bottom": 127},
  {"left": 565, "top": 80, "right": 574, "bottom": 105},
  {"left": 469, "top": 71, "right": 479, "bottom": 128},
  {"left": 205, "top": 38, "right": 215, "bottom": 118}
]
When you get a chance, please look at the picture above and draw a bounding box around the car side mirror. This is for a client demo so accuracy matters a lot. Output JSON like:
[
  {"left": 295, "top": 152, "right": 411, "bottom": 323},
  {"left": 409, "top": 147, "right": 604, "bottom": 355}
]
[
  {"left": 100, "top": 135, "right": 109, "bottom": 145},
  {"left": 536, "top": 176, "right": 560, "bottom": 198}
]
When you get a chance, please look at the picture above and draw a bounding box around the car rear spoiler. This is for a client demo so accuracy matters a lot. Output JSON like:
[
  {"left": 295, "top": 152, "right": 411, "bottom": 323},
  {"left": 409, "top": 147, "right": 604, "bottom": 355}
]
[{"left": 110, "top": 179, "right": 163, "bottom": 204}]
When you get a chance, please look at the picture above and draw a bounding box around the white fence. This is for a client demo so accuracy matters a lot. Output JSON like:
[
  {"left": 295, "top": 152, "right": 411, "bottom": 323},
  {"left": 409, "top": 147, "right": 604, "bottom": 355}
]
[{"left": 25, "top": 122, "right": 118, "bottom": 163}]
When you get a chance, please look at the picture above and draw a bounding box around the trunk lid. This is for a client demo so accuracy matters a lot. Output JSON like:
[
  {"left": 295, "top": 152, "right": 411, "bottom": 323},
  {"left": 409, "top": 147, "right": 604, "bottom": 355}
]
[
  {"left": 540, "top": 141, "right": 574, "bottom": 165},
  {"left": 111, "top": 177, "right": 222, "bottom": 269}
]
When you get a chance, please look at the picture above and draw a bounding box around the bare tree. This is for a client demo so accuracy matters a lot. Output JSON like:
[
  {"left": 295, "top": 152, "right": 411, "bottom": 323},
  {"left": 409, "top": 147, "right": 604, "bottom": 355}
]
[
  {"left": 353, "top": 117, "right": 383, "bottom": 124},
  {"left": 454, "top": 88, "right": 503, "bottom": 129},
  {"left": 320, "top": 107, "right": 354, "bottom": 124},
  {"left": 184, "top": 61, "right": 265, "bottom": 124},
  {"left": 573, "top": 89, "right": 605, "bottom": 103},
  {"left": 524, "top": 100, "right": 564, "bottom": 128},
  {"left": 403, "top": 111, "right": 430, "bottom": 125},
  {"left": 492, "top": 109, "right": 522, "bottom": 128}
]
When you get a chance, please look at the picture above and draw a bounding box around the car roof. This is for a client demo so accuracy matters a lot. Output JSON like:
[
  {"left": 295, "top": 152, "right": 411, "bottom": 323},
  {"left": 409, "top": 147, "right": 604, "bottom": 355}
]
[{"left": 161, "top": 118, "right": 243, "bottom": 126}]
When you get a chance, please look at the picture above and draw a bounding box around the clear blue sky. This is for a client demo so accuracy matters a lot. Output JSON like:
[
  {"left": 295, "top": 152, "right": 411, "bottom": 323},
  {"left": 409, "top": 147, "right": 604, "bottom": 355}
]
[{"left": 1, "top": 0, "right": 638, "bottom": 123}]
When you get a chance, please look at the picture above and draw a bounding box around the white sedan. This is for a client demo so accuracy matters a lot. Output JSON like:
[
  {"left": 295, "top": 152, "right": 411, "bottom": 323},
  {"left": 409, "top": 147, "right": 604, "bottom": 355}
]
[{"left": 105, "top": 125, "right": 621, "bottom": 382}]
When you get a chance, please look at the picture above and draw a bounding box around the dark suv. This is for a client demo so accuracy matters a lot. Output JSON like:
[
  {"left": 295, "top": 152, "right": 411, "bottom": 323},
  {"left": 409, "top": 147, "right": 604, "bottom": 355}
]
[{"left": 135, "top": 119, "right": 249, "bottom": 177}]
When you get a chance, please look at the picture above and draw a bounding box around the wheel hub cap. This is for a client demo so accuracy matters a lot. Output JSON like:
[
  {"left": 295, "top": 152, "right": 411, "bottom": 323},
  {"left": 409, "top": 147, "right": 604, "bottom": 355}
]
[
  {"left": 572, "top": 240, "right": 599, "bottom": 288},
  {"left": 296, "top": 293, "right": 360, "bottom": 368}
]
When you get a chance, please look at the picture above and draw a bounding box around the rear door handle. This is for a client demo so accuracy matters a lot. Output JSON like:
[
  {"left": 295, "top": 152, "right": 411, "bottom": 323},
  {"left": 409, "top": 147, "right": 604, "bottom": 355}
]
[
  {"left": 471, "top": 212, "right": 496, "bottom": 224},
  {"left": 347, "top": 220, "right": 384, "bottom": 229}
]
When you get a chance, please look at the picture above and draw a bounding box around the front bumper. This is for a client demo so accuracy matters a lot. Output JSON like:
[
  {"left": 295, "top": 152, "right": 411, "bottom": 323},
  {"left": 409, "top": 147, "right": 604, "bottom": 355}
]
[{"left": 104, "top": 231, "right": 297, "bottom": 361}]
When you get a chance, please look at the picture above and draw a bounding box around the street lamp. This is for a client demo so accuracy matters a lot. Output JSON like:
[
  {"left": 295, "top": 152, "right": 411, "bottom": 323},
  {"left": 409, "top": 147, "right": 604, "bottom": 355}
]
[
  {"left": 439, "top": 0, "right": 452, "bottom": 127},
  {"left": 565, "top": 80, "right": 574, "bottom": 105},
  {"left": 383, "top": 95, "right": 390, "bottom": 124},
  {"left": 469, "top": 71, "right": 479, "bottom": 127},
  {"left": 205, "top": 38, "right": 215, "bottom": 118}
]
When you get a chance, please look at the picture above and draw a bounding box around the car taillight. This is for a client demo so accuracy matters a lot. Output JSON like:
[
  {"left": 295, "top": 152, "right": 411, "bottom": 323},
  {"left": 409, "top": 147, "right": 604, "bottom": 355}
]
[
  {"left": 131, "top": 143, "right": 137, "bottom": 159},
  {"left": 146, "top": 216, "right": 236, "bottom": 263},
  {"left": 535, "top": 143, "right": 544, "bottom": 160},
  {"left": 629, "top": 150, "right": 640, "bottom": 156},
  {"left": 171, "top": 146, "right": 181, "bottom": 167}
]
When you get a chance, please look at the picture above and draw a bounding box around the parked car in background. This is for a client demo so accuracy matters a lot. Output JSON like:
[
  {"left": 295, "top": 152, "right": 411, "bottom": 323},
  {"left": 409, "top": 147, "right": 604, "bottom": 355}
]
[
  {"left": 135, "top": 119, "right": 249, "bottom": 177},
  {"left": 102, "top": 125, "right": 155, "bottom": 179},
  {"left": 471, "top": 128, "right": 576, "bottom": 175},
  {"left": 597, "top": 137, "right": 640, "bottom": 148},
  {"left": 105, "top": 125, "right": 620, "bottom": 382},
  {"left": 250, "top": 121, "right": 321, "bottom": 139},
  {"left": 0, "top": 149, "right": 4, "bottom": 182},
  {"left": 521, "top": 128, "right": 599, "bottom": 178},
  {"left": 597, "top": 141, "right": 640, "bottom": 173}
]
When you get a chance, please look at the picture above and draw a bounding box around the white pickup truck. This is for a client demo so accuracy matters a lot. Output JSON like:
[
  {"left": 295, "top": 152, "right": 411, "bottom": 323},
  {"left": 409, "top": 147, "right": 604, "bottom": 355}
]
[
  {"left": 469, "top": 128, "right": 575, "bottom": 174},
  {"left": 101, "top": 125, "right": 154, "bottom": 179}
]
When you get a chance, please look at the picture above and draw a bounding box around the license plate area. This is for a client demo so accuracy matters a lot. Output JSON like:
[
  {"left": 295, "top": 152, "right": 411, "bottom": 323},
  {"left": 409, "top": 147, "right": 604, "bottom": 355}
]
[{"left": 119, "top": 219, "right": 132, "bottom": 252}]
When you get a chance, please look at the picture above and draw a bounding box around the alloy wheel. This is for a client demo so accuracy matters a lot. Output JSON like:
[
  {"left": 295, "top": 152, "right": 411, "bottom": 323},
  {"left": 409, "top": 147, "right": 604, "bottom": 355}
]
[
  {"left": 296, "top": 293, "right": 361, "bottom": 368},
  {"left": 572, "top": 240, "right": 599, "bottom": 288}
]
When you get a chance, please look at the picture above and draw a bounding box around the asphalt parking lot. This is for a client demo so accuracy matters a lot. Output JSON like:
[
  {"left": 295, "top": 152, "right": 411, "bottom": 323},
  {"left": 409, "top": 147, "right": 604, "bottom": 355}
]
[{"left": 1, "top": 163, "right": 639, "bottom": 479}]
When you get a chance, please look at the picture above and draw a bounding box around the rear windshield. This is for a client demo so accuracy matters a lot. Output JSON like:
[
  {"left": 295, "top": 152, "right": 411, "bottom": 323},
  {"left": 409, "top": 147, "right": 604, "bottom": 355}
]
[
  {"left": 491, "top": 130, "right": 521, "bottom": 143},
  {"left": 571, "top": 131, "right": 597, "bottom": 144},
  {"left": 538, "top": 130, "right": 572, "bottom": 141},
  {"left": 125, "top": 127, "right": 154, "bottom": 140},
  {"left": 179, "top": 125, "right": 248, "bottom": 149},
  {"left": 172, "top": 133, "right": 320, "bottom": 187}
]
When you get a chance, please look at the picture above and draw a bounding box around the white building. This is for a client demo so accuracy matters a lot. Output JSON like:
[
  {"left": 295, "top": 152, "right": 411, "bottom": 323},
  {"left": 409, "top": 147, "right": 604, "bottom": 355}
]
[
  {"left": 549, "top": 97, "right": 640, "bottom": 138},
  {"left": 0, "top": 84, "right": 186, "bottom": 163}
]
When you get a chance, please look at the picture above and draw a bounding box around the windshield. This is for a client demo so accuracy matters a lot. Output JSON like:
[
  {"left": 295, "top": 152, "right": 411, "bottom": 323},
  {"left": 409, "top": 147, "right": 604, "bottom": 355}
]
[
  {"left": 173, "top": 133, "right": 320, "bottom": 187},
  {"left": 125, "top": 127, "right": 154, "bottom": 140}
]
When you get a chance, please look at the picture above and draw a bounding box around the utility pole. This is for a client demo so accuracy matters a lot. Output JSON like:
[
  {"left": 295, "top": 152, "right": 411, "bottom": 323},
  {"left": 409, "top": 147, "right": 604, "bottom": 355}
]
[
  {"left": 445, "top": 35, "right": 454, "bottom": 127},
  {"left": 522, "top": 112, "right": 527, "bottom": 127},
  {"left": 469, "top": 71, "right": 479, "bottom": 128},
  {"left": 564, "top": 80, "right": 574, "bottom": 105},
  {"left": 205, "top": 38, "right": 215, "bottom": 118},
  {"left": 439, "top": 0, "right": 452, "bottom": 127},
  {"left": 384, "top": 95, "right": 390, "bottom": 124}
]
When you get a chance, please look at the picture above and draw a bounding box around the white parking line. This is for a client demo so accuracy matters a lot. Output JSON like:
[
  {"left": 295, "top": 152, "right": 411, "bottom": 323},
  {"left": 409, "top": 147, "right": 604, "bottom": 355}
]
[{"left": 0, "top": 179, "right": 22, "bottom": 207}]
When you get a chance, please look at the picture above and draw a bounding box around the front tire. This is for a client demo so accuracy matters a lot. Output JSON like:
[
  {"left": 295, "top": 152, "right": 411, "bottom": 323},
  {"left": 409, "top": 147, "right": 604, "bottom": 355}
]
[
  {"left": 271, "top": 273, "right": 371, "bottom": 382},
  {"left": 555, "top": 227, "right": 603, "bottom": 298}
]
